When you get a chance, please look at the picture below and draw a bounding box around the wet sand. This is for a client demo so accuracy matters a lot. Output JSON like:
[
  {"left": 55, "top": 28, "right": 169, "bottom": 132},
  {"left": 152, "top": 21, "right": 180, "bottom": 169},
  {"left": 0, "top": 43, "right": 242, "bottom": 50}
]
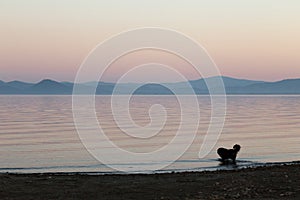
[{"left": 0, "top": 163, "right": 300, "bottom": 200}]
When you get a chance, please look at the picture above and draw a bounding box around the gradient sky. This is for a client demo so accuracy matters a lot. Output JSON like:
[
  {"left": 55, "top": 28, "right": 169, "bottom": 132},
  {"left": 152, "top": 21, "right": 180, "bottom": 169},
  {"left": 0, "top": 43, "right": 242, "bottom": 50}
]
[{"left": 0, "top": 0, "right": 299, "bottom": 82}]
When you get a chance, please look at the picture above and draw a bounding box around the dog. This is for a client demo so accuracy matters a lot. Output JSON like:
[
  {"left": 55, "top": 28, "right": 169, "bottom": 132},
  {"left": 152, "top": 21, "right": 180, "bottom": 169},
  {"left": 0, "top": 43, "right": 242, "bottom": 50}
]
[{"left": 217, "top": 144, "right": 241, "bottom": 164}]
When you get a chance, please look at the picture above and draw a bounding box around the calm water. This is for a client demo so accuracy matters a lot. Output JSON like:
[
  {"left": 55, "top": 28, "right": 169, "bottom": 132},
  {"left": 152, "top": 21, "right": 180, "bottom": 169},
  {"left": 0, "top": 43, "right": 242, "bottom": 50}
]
[{"left": 0, "top": 95, "right": 299, "bottom": 173}]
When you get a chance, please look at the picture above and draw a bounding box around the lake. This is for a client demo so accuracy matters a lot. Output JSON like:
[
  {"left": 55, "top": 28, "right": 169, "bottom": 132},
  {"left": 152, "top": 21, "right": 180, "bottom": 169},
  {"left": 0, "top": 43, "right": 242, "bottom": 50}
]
[{"left": 0, "top": 95, "right": 299, "bottom": 173}]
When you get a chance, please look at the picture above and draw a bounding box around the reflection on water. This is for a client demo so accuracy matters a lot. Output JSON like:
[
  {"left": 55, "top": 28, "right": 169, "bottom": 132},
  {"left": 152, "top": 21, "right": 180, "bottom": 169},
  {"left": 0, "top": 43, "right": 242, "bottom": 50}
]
[{"left": 0, "top": 95, "right": 299, "bottom": 173}]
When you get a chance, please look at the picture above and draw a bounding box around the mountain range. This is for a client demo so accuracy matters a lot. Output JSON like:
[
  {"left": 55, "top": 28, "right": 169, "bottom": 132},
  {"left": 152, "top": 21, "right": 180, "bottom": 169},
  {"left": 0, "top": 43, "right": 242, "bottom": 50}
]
[{"left": 0, "top": 76, "right": 299, "bottom": 95}]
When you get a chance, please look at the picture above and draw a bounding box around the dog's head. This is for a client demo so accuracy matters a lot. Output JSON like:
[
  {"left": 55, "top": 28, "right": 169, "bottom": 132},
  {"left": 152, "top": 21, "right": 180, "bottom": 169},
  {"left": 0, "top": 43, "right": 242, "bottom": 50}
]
[{"left": 233, "top": 144, "right": 241, "bottom": 152}]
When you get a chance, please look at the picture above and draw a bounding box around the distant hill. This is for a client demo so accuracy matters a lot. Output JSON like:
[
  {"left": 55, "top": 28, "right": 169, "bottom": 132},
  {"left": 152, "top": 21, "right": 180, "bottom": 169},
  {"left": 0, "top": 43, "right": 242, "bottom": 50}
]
[
  {"left": 0, "top": 85, "right": 21, "bottom": 94},
  {"left": 189, "top": 76, "right": 264, "bottom": 88},
  {"left": 6, "top": 81, "right": 34, "bottom": 89},
  {"left": 30, "top": 79, "right": 72, "bottom": 94},
  {"left": 0, "top": 77, "right": 299, "bottom": 95},
  {"left": 241, "top": 79, "right": 300, "bottom": 94}
]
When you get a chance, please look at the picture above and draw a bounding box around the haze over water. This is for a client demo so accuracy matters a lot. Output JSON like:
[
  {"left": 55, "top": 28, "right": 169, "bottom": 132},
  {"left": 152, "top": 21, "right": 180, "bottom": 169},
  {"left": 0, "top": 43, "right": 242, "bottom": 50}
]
[{"left": 0, "top": 95, "right": 299, "bottom": 173}]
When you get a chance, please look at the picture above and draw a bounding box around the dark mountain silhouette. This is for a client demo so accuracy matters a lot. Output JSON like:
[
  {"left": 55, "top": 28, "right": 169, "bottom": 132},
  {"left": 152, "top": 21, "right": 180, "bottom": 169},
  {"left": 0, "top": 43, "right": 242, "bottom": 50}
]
[
  {"left": 241, "top": 79, "right": 300, "bottom": 94},
  {"left": 133, "top": 84, "right": 174, "bottom": 95},
  {"left": 189, "top": 76, "right": 264, "bottom": 88},
  {"left": 160, "top": 76, "right": 265, "bottom": 94},
  {"left": 6, "top": 81, "right": 34, "bottom": 89},
  {"left": 30, "top": 79, "right": 72, "bottom": 94},
  {"left": 0, "top": 77, "right": 299, "bottom": 95},
  {"left": 60, "top": 82, "right": 74, "bottom": 87},
  {"left": 0, "top": 85, "right": 21, "bottom": 94}
]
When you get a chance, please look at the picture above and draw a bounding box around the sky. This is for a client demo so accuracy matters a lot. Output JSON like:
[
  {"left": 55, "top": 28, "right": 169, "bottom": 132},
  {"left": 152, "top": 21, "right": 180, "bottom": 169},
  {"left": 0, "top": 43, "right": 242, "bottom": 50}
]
[{"left": 0, "top": 0, "right": 300, "bottom": 82}]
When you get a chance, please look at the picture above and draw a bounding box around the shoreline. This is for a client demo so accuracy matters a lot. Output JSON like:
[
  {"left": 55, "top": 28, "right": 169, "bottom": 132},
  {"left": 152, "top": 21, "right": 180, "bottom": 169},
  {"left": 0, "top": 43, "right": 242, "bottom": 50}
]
[
  {"left": 1, "top": 160, "right": 299, "bottom": 176},
  {"left": 1, "top": 162, "right": 299, "bottom": 199}
]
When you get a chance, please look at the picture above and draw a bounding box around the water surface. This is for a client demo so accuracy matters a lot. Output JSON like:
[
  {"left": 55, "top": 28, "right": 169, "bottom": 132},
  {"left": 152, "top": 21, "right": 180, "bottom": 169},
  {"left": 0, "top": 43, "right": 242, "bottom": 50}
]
[{"left": 0, "top": 95, "right": 299, "bottom": 173}]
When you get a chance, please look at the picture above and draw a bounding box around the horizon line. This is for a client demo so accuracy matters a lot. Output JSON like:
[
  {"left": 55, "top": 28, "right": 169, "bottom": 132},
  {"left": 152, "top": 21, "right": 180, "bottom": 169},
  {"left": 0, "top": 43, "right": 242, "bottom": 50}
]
[{"left": 1, "top": 75, "right": 300, "bottom": 84}]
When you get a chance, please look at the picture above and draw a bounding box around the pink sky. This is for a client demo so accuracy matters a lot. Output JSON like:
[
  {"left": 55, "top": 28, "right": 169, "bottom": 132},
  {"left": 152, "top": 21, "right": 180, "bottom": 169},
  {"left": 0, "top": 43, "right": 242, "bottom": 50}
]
[{"left": 0, "top": 0, "right": 299, "bottom": 82}]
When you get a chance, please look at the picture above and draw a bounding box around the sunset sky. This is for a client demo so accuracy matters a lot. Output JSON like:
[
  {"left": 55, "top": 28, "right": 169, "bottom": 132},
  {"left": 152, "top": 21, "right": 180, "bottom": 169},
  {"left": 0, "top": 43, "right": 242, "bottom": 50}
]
[{"left": 0, "top": 0, "right": 299, "bottom": 82}]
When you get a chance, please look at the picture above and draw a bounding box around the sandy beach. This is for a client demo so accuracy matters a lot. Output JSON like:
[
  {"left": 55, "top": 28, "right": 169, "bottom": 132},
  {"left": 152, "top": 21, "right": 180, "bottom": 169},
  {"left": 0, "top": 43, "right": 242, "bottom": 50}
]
[{"left": 1, "top": 163, "right": 299, "bottom": 200}]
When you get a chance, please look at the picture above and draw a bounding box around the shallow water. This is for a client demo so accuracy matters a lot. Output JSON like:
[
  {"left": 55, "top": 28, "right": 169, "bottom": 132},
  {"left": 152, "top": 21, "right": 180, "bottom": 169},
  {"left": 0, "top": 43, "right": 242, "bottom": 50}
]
[{"left": 0, "top": 95, "right": 299, "bottom": 173}]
